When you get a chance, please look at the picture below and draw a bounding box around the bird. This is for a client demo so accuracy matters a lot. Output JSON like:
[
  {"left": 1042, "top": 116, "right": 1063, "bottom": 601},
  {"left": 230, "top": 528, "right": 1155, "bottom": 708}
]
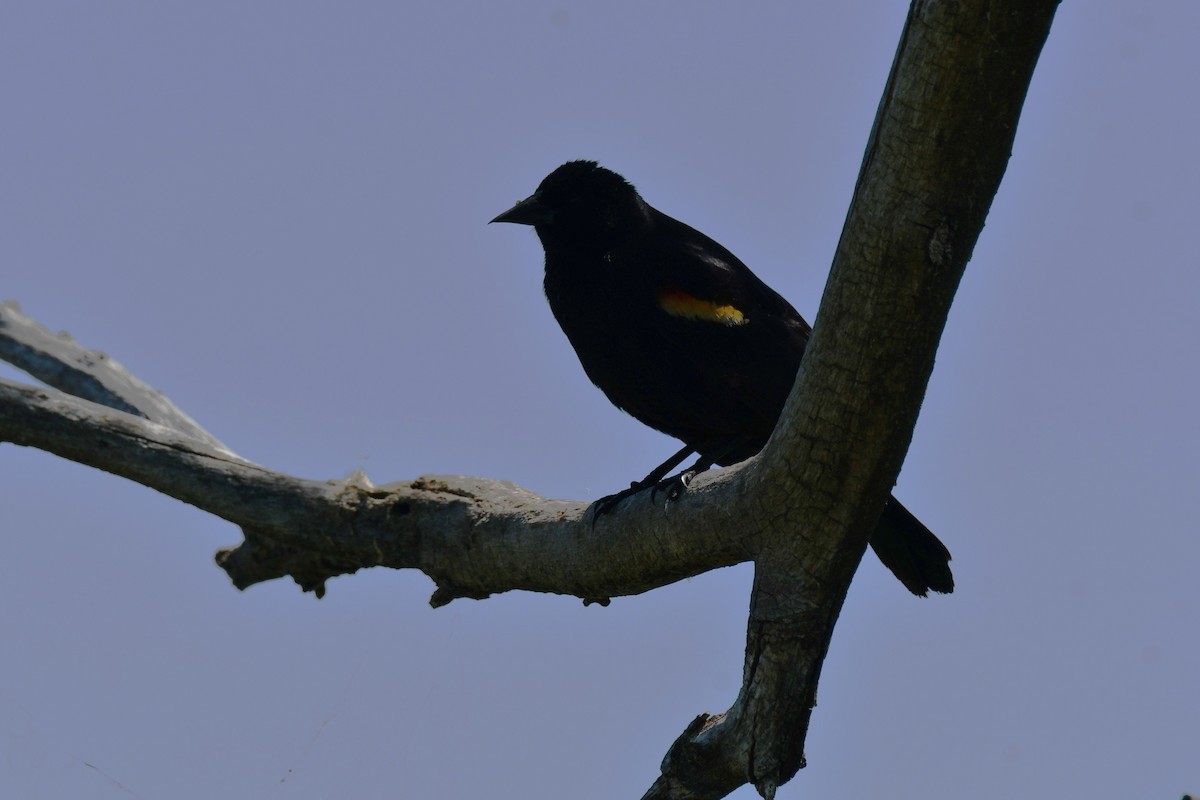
[{"left": 491, "top": 160, "right": 953, "bottom": 596}]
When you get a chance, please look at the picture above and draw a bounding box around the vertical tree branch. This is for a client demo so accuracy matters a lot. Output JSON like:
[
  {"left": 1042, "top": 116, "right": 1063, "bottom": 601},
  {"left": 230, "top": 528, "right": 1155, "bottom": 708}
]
[{"left": 648, "top": 2, "right": 1060, "bottom": 797}]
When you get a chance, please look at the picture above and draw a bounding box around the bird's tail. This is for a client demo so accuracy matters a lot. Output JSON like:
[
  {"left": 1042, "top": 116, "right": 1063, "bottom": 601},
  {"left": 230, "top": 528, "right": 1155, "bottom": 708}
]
[{"left": 869, "top": 497, "right": 954, "bottom": 596}]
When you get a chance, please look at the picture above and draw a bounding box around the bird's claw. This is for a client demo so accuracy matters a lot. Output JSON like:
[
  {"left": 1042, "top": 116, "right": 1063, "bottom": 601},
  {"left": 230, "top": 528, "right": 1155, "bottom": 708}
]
[
  {"left": 591, "top": 470, "right": 696, "bottom": 524},
  {"left": 591, "top": 483, "right": 646, "bottom": 523},
  {"left": 650, "top": 470, "right": 695, "bottom": 506}
]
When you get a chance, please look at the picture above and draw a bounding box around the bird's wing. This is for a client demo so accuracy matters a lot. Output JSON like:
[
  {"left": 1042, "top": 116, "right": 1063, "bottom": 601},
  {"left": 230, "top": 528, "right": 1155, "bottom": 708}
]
[
  {"left": 644, "top": 211, "right": 811, "bottom": 338},
  {"left": 612, "top": 210, "right": 812, "bottom": 461}
]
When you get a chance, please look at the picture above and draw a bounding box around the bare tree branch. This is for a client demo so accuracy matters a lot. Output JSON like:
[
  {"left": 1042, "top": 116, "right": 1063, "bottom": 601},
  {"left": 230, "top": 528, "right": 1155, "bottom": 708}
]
[
  {"left": 0, "top": 0, "right": 1060, "bottom": 797},
  {"left": 643, "top": 1, "right": 1060, "bottom": 797},
  {"left": 0, "top": 300, "right": 233, "bottom": 455},
  {"left": 0, "top": 377, "right": 753, "bottom": 601}
]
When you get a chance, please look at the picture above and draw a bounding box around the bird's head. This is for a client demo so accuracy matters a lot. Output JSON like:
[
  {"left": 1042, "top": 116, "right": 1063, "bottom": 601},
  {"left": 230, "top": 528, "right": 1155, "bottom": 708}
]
[{"left": 491, "top": 161, "right": 652, "bottom": 254}]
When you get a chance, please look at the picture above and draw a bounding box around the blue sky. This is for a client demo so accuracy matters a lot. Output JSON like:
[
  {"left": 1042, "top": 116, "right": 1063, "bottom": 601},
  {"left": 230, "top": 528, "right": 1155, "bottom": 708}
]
[{"left": 2, "top": 3, "right": 1197, "bottom": 798}]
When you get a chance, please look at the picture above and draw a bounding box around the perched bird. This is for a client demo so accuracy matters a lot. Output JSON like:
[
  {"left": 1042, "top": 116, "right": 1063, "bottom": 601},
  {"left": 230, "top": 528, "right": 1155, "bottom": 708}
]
[{"left": 491, "top": 160, "right": 952, "bottom": 595}]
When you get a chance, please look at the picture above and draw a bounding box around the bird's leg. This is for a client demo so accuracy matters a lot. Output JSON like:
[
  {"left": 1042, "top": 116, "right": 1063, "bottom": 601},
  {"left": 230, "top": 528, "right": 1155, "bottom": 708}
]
[
  {"left": 630, "top": 444, "right": 697, "bottom": 491},
  {"left": 592, "top": 444, "right": 695, "bottom": 520},
  {"left": 650, "top": 454, "right": 715, "bottom": 506},
  {"left": 650, "top": 435, "right": 760, "bottom": 506}
]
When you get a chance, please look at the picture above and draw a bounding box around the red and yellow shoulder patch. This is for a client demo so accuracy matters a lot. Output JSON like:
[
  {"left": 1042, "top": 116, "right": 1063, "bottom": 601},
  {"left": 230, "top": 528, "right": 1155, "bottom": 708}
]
[{"left": 658, "top": 289, "right": 748, "bottom": 326}]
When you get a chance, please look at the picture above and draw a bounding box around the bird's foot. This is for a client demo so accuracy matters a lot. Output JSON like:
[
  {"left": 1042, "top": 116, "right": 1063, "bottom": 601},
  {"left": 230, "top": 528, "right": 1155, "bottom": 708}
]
[
  {"left": 591, "top": 480, "right": 651, "bottom": 522},
  {"left": 592, "top": 470, "right": 701, "bottom": 524},
  {"left": 650, "top": 470, "right": 697, "bottom": 507}
]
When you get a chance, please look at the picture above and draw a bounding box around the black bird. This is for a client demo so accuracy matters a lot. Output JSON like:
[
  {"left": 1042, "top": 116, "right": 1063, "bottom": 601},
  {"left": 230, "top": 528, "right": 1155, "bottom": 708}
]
[{"left": 491, "top": 160, "right": 952, "bottom": 596}]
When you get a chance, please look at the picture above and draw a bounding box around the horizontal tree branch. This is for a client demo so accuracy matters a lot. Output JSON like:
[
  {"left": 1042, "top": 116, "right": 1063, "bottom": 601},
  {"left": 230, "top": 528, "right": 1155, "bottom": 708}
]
[{"left": 0, "top": 376, "right": 754, "bottom": 602}]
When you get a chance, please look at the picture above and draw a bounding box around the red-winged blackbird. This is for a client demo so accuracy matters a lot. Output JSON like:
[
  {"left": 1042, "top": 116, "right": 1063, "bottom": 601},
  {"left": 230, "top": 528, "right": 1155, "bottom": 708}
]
[{"left": 492, "top": 160, "right": 953, "bottom": 596}]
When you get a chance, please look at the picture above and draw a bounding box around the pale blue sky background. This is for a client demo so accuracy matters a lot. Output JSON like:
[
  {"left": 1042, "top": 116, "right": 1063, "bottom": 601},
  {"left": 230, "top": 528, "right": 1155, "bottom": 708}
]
[{"left": 2, "top": 3, "right": 1197, "bottom": 798}]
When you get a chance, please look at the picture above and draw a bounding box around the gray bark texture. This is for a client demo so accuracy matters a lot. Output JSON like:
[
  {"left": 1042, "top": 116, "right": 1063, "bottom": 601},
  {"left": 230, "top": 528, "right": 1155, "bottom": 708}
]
[{"left": 0, "top": 1, "right": 1059, "bottom": 797}]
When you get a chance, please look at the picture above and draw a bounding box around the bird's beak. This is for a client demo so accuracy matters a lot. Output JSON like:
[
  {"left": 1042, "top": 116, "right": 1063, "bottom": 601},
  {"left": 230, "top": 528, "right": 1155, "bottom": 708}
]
[{"left": 490, "top": 192, "right": 554, "bottom": 226}]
